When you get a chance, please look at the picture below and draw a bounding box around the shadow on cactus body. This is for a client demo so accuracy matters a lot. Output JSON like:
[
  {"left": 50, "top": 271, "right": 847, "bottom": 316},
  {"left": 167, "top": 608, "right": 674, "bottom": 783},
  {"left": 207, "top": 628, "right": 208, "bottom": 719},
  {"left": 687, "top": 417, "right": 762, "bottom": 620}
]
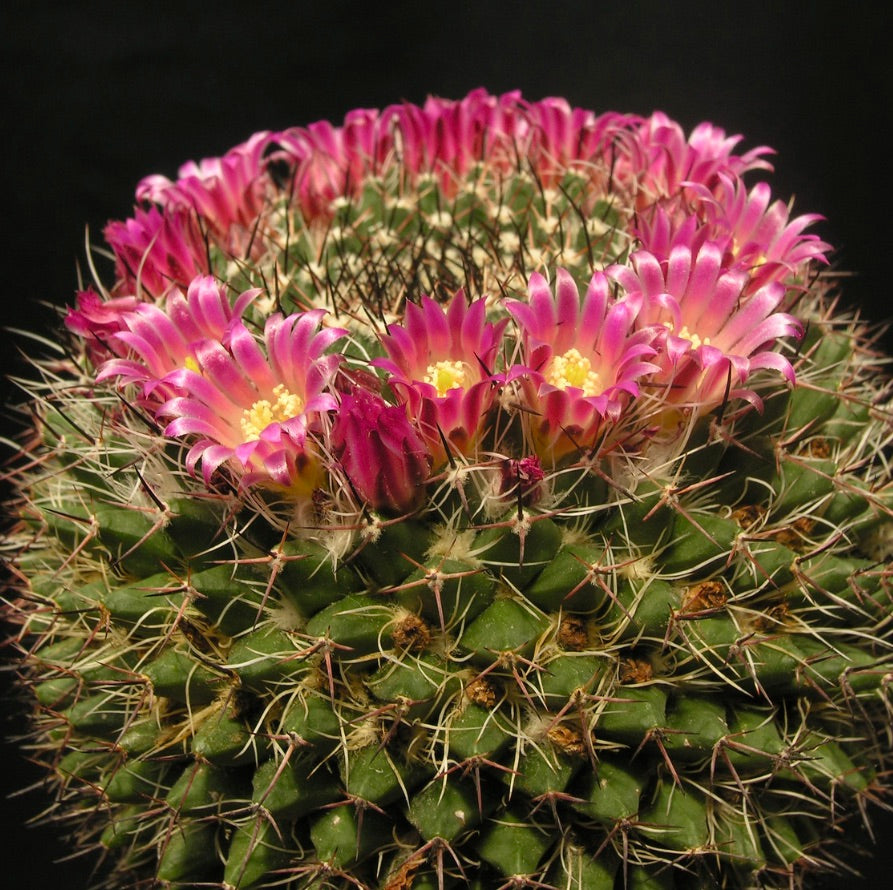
[{"left": 3, "top": 90, "right": 892, "bottom": 890}]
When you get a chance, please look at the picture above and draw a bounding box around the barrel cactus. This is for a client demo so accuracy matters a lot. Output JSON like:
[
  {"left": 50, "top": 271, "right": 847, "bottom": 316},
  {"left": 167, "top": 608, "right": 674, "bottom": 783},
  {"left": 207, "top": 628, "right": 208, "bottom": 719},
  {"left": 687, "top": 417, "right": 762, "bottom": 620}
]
[{"left": 4, "top": 89, "right": 892, "bottom": 890}]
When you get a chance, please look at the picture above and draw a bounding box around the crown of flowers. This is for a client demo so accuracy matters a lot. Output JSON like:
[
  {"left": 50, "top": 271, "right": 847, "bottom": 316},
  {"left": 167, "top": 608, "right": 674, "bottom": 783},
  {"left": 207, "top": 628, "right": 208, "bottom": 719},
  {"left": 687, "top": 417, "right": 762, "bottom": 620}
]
[{"left": 67, "top": 89, "right": 826, "bottom": 515}]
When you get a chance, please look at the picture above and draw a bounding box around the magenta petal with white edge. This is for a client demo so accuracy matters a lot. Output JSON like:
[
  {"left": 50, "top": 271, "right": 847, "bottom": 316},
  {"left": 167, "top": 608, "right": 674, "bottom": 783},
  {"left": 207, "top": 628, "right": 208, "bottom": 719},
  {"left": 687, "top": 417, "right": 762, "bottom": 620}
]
[
  {"left": 102, "top": 293, "right": 346, "bottom": 492},
  {"left": 95, "top": 277, "right": 258, "bottom": 403},
  {"left": 505, "top": 268, "right": 658, "bottom": 461},
  {"left": 608, "top": 240, "right": 803, "bottom": 410},
  {"left": 374, "top": 289, "right": 507, "bottom": 466}
]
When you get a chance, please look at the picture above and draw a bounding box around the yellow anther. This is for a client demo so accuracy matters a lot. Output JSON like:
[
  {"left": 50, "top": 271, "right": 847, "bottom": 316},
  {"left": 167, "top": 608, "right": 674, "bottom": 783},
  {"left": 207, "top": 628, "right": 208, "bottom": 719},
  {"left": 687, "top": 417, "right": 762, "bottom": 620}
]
[
  {"left": 665, "top": 321, "right": 710, "bottom": 350},
  {"left": 240, "top": 384, "right": 304, "bottom": 441},
  {"left": 679, "top": 325, "right": 710, "bottom": 350},
  {"left": 424, "top": 360, "right": 471, "bottom": 397},
  {"left": 547, "top": 348, "right": 602, "bottom": 396}
]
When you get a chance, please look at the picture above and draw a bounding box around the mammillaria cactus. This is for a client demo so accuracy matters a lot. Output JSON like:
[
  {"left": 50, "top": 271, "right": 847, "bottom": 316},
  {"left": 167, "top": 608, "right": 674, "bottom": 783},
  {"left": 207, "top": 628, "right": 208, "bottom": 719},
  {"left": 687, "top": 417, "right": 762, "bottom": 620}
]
[{"left": 2, "top": 88, "right": 892, "bottom": 889}]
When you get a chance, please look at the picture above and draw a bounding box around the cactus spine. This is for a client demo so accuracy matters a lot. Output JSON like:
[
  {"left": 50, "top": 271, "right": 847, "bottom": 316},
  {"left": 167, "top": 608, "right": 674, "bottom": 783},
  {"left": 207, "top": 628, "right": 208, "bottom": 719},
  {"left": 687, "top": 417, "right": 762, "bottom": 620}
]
[{"left": 3, "top": 90, "right": 893, "bottom": 889}]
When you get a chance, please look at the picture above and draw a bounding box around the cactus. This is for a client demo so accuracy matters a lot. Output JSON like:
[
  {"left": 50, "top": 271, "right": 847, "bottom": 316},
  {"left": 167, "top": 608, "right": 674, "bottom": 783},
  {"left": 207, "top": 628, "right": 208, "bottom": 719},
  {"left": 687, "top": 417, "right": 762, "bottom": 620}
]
[{"left": 3, "top": 89, "right": 892, "bottom": 889}]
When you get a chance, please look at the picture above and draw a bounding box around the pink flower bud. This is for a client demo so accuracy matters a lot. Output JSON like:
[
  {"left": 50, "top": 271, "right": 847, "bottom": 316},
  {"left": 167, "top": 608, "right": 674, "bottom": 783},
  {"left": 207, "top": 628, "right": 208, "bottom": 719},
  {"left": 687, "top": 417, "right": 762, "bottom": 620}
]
[
  {"left": 499, "top": 456, "right": 546, "bottom": 507},
  {"left": 331, "top": 387, "right": 431, "bottom": 514}
]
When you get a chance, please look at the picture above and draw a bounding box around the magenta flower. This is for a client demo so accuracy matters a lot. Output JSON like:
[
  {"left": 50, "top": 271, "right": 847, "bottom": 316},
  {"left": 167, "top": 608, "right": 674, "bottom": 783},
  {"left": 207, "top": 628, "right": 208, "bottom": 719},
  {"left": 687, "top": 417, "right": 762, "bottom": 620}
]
[
  {"left": 95, "top": 276, "right": 258, "bottom": 403},
  {"left": 608, "top": 241, "right": 803, "bottom": 410},
  {"left": 265, "top": 90, "right": 645, "bottom": 218},
  {"left": 504, "top": 269, "right": 658, "bottom": 461},
  {"left": 104, "top": 205, "right": 210, "bottom": 299},
  {"left": 690, "top": 173, "right": 830, "bottom": 292},
  {"left": 136, "top": 130, "right": 277, "bottom": 253},
  {"left": 634, "top": 183, "right": 829, "bottom": 297},
  {"left": 625, "top": 112, "right": 774, "bottom": 207},
  {"left": 275, "top": 107, "right": 392, "bottom": 221},
  {"left": 122, "top": 90, "right": 643, "bottom": 241},
  {"left": 159, "top": 311, "right": 345, "bottom": 491},
  {"left": 100, "top": 297, "right": 345, "bottom": 492},
  {"left": 373, "top": 290, "right": 507, "bottom": 466},
  {"left": 390, "top": 90, "right": 632, "bottom": 190},
  {"left": 330, "top": 386, "right": 431, "bottom": 514}
]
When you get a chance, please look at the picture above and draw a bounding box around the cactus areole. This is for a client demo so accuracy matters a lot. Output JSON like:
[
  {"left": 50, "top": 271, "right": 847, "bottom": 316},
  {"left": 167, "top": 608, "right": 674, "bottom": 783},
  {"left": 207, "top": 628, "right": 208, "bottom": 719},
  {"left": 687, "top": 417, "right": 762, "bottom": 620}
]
[{"left": 3, "top": 89, "right": 893, "bottom": 890}]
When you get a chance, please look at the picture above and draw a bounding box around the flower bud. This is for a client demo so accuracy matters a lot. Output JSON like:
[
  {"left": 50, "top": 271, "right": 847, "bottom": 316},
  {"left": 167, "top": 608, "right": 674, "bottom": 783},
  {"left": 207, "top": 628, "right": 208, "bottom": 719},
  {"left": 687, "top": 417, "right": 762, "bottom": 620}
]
[
  {"left": 499, "top": 456, "right": 546, "bottom": 507},
  {"left": 331, "top": 387, "right": 431, "bottom": 514}
]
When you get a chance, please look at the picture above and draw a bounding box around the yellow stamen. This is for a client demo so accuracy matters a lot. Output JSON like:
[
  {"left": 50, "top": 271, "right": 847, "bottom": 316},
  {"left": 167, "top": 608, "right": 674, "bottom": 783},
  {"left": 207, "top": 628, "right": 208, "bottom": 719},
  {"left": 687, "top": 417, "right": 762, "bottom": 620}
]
[
  {"left": 731, "top": 237, "right": 768, "bottom": 269},
  {"left": 240, "top": 384, "right": 304, "bottom": 441},
  {"left": 184, "top": 355, "right": 200, "bottom": 373},
  {"left": 666, "top": 322, "right": 711, "bottom": 350},
  {"left": 424, "top": 360, "right": 471, "bottom": 397},
  {"left": 547, "top": 348, "right": 602, "bottom": 396}
]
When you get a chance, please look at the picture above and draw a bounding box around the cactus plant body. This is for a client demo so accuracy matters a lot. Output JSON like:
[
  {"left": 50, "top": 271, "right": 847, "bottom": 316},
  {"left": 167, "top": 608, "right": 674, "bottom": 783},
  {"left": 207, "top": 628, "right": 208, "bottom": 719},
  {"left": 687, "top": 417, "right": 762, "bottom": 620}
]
[{"left": 3, "top": 89, "right": 893, "bottom": 889}]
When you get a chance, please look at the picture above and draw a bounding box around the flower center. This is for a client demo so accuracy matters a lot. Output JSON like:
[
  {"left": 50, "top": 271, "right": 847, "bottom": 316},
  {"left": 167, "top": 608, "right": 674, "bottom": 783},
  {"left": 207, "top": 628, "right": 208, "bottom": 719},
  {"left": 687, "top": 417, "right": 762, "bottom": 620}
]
[
  {"left": 425, "top": 360, "right": 471, "bottom": 397},
  {"left": 731, "top": 237, "right": 768, "bottom": 269},
  {"left": 667, "top": 322, "right": 711, "bottom": 350},
  {"left": 547, "top": 348, "right": 602, "bottom": 396},
  {"left": 240, "top": 384, "right": 304, "bottom": 441}
]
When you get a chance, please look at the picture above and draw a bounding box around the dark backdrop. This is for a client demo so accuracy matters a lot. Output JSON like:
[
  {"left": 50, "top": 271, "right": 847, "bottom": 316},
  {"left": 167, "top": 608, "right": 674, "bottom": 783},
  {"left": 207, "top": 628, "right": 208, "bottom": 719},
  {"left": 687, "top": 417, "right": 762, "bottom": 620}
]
[{"left": 2, "top": 2, "right": 891, "bottom": 887}]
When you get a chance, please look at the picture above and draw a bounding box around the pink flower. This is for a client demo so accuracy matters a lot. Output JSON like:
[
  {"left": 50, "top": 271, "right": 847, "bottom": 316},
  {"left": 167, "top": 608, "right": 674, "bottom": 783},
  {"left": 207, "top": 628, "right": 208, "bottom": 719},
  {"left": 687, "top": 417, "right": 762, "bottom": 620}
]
[
  {"left": 373, "top": 290, "right": 507, "bottom": 466},
  {"left": 119, "top": 90, "right": 640, "bottom": 244},
  {"left": 521, "top": 98, "right": 638, "bottom": 181},
  {"left": 104, "top": 205, "right": 210, "bottom": 299},
  {"left": 101, "top": 299, "right": 345, "bottom": 492},
  {"left": 164, "top": 311, "right": 345, "bottom": 491},
  {"left": 634, "top": 187, "right": 829, "bottom": 297},
  {"left": 504, "top": 269, "right": 658, "bottom": 461},
  {"left": 690, "top": 174, "right": 830, "bottom": 291},
  {"left": 330, "top": 386, "right": 431, "bottom": 514},
  {"left": 625, "top": 113, "right": 775, "bottom": 207},
  {"left": 271, "top": 90, "right": 643, "bottom": 218},
  {"left": 136, "top": 130, "right": 277, "bottom": 253},
  {"left": 96, "top": 276, "right": 258, "bottom": 403},
  {"left": 608, "top": 241, "right": 803, "bottom": 410},
  {"left": 275, "top": 108, "right": 392, "bottom": 220}
]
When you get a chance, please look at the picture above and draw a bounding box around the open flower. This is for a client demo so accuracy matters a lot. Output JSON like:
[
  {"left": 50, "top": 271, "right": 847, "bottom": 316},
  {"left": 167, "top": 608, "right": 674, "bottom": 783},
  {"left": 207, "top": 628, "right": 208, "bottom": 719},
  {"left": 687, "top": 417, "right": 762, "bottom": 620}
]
[
  {"left": 691, "top": 173, "right": 830, "bottom": 292},
  {"left": 330, "top": 386, "right": 431, "bottom": 514},
  {"left": 608, "top": 241, "right": 803, "bottom": 411},
  {"left": 373, "top": 289, "right": 507, "bottom": 466},
  {"left": 101, "top": 301, "right": 345, "bottom": 492},
  {"left": 96, "top": 276, "right": 259, "bottom": 403},
  {"left": 632, "top": 175, "right": 829, "bottom": 300},
  {"left": 505, "top": 269, "right": 658, "bottom": 461},
  {"left": 160, "top": 311, "right": 345, "bottom": 491}
]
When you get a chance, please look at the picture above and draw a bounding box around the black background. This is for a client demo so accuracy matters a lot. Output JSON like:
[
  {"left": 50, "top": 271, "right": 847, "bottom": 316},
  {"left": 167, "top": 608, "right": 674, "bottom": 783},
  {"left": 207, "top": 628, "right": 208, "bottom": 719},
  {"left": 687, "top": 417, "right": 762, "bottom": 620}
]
[{"left": 2, "top": 2, "right": 891, "bottom": 887}]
